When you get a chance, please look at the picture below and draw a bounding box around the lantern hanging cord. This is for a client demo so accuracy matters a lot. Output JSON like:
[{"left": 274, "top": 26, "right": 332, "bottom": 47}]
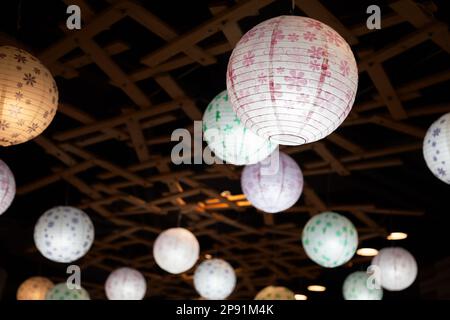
[{"left": 290, "top": 0, "right": 295, "bottom": 15}]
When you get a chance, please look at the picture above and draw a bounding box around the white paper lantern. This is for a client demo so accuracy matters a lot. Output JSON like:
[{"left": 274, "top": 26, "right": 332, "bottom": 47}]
[
  {"left": 241, "top": 151, "right": 303, "bottom": 213},
  {"left": 255, "top": 286, "right": 295, "bottom": 300},
  {"left": 105, "top": 267, "right": 147, "bottom": 300},
  {"left": 153, "top": 227, "right": 200, "bottom": 274},
  {"left": 203, "top": 90, "right": 277, "bottom": 165},
  {"left": 17, "top": 276, "right": 54, "bottom": 300},
  {"left": 226, "top": 16, "right": 358, "bottom": 146},
  {"left": 423, "top": 112, "right": 450, "bottom": 184},
  {"left": 302, "top": 211, "right": 358, "bottom": 267},
  {"left": 371, "top": 247, "right": 417, "bottom": 291},
  {"left": 34, "top": 206, "right": 94, "bottom": 263},
  {"left": 194, "top": 258, "right": 236, "bottom": 300},
  {"left": 46, "top": 283, "right": 90, "bottom": 300},
  {"left": 342, "top": 271, "right": 383, "bottom": 300},
  {"left": 0, "top": 46, "right": 58, "bottom": 146},
  {"left": 0, "top": 159, "right": 15, "bottom": 215}
]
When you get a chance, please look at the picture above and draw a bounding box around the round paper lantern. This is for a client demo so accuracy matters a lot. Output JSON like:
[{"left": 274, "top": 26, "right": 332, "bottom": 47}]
[
  {"left": 371, "top": 247, "right": 418, "bottom": 291},
  {"left": 0, "top": 159, "right": 15, "bottom": 215},
  {"left": 255, "top": 286, "right": 295, "bottom": 300},
  {"left": 302, "top": 211, "right": 358, "bottom": 267},
  {"left": 342, "top": 271, "right": 383, "bottom": 300},
  {"left": 105, "top": 267, "right": 147, "bottom": 300},
  {"left": 153, "top": 227, "right": 199, "bottom": 274},
  {"left": 241, "top": 151, "right": 303, "bottom": 213},
  {"left": 17, "top": 276, "right": 54, "bottom": 300},
  {"left": 226, "top": 16, "right": 358, "bottom": 146},
  {"left": 423, "top": 112, "right": 450, "bottom": 184},
  {"left": 193, "top": 258, "right": 236, "bottom": 300},
  {"left": 34, "top": 206, "right": 94, "bottom": 263},
  {"left": 0, "top": 46, "right": 58, "bottom": 146},
  {"left": 46, "top": 283, "right": 90, "bottom": 300},
  {"left": 203, "top": 90, "right": 277, "bottom": 165}
]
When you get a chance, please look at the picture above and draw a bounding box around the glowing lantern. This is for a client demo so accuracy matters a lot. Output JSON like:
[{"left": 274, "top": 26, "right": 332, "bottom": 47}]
[
  {"left": 302, "top": 211, "right": 358, "bottom": 267},
  {"left": 153, "top": 227, "right": 199, "bottom": 274},
  {"left": 46, "top": 283, "right": 90, "bottom": 300},
  {"left": 0, "top": 159, "right": 15, "bottom": 215},
  {"left": 17, "top": 276, "right": 54, "bottom": 300},
  {"left": 105, "top": 267, "right": 147, "bottom": 300},
  {"left": 371, "top": 247, "right": 418, "bottom": 291},
  {"left": 342, "top": 271, "right": 383, "bottom": 300},
  {"left": 34, "top": 206, "right": 94, "bottom": 263},
  {"left": 226, "top": 16, "right": 358, "bottom": 146},
  {"left": 255, "top": 286, "right": 295, "bottom": 300},
  {"left": 194, "top": 258, "right": 236, "bottom": 300},
  {"left": 423, "top": 112, "right": 450, "bottom": 184},
  {"left": 0, "top": 46, "right": 58, "bottom": 146},
  {"left": 241, "top": 151, "right": 303, "bottom": 213},
  {"left": 203, "top": 90, "right": 277, "bottom": 165}
]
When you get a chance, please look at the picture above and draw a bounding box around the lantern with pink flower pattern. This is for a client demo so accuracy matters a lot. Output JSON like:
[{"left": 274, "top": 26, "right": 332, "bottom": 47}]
[{"left": 227, "top": 16, "right": 358, "bottom": 146}]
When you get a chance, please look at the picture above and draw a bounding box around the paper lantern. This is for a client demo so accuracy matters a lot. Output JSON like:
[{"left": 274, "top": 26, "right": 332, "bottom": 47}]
[
  {"left": 255, "top": 286, "right": 295, "bottom": 300},
  {"left": 203, "top": 90, "right": 277, "bottom": 165},
  {"left": 241, "top": 151, "right": 303, "bottom": 213},
  {"left": 423, "top": 112, "right": 450, "bottom": 184},
  {"left": 342, "top": 271, "right": 383, "bottom": 300},
  {"left": 371, "top": 247, "right": 417, "bottom": 291},
  {"left": 153, "top": 227, "right": 199, "bottom": 274},
  {"left": 302, "top": 211, "right": 358, "bottom": 267},
  {"left": 17, "top": 276, "right": 54, "bottom": 300},
  {"left": 0, "top": 46, "right": 58, "bottom": 146},
  {"left": 46, "top": 283, "right": 90, "bottom": 300},
  {"left": 226, "top": 16, "right": 358, "bottom": 146},
  {"left": 0, "top": 159, "right": 15, "bottom": 215},
  {"left": 34, "top": 206, "right": 94, "bottom": 263},
  {"left": 105, "top": 267, "right": 147, "bottom": 300},
  {"left": 193, "top": 258, "right": 236, "bottom": 300}
]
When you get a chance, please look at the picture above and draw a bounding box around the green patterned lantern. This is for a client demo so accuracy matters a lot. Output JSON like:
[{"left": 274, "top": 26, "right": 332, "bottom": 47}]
[
  {"left": 46, "top": 283, "right": 90, "bottom": 300},
  {"left": 342, "top": 271, "right": 383, "bottom": 300},
  {"left": 255, "top": 286, "right": 295, "bottom": 300},
  {"left": 202, "top": 90, "right": 277, "bottom": 165},
  {"left": 302, "top": 212, "right": 358, "bottom": 268}
]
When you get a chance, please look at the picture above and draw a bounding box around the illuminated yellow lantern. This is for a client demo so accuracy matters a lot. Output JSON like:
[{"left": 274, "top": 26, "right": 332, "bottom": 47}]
[
  {"left": 17, "top": 276, "right": 54, "bottom": 300},
  {"left": 0, "top": 46, "right": 58, "bottom": 146}
]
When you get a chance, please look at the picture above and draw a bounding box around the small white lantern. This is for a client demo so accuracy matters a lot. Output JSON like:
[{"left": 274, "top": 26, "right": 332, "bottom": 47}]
[
  {"left": 17, "top": 276, "right": 54, "bottom": 300},
  {"left": 0, "top": 46, "right": 58, "bottom": 146},
  {"left": 342, "top": 271, "right": 383, "bottom": 300},
  {"left": 46, "top": 283, "right": 90, "bottom": 300},
  {"left": 194, "top": 258, "right": 236, "bottom": 300},
  {"left": 203, "top": 90, "right": 277, "bottom": 165},
  {"left": 0, "top": 159, "right": 15, "bottom": 215},
  {"left": 423, "top": 112, "right": 450, "bottom": 184},
  {"left": 302, "top": 211, "right": 358, "bottom": 267},
  {"left": 255, "top": 286, "right": 295, "bottom": 300},
  {"left": 34, "top": 206, "right": 94, "bottom": 263},
  {"left": 241, "top": 151, "right": 303, "bottom": 213},
  {"left": 226, "top": 16, "right": 358, "bottom": 146},
  {"left": 153, "top": 228, "right": 200, "bottom": 274},
  {"left": 371, "top": 247, "right": 418, "bottom": 291},
  {"left": 105, "top": 267, "right": 147, "bottom": 300}
]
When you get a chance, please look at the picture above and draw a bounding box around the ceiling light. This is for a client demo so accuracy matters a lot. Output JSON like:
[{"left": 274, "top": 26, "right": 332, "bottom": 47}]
[
  {"left": 387, "top": 232, "right": 408, "bottom": 240},
  {"left": 204, "top": 254, "right": 212, "bottom": 259},
  {"left": 307, "top": 285, "right": 326, "bottom": 292},
  {"left": 294, "top": 294, "right": 308, "bottom": 300},
  {"left": 356, "top": 248, "right": 379, "bottom": 257}
]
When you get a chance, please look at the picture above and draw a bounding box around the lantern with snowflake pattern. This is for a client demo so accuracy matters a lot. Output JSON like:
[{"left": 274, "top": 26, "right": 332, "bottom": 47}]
[
  {"left": 0, "top": 159, "right": 15, "bottom": 215},
  {"left": 17, "top": 276, "right": 54, "bottom": 300},
  {"left": 46, "top": 283, "right": 90, "bottom": 300},
  {"left": 193, "top": 258, "right": 236, "bottom": 300},
  {"left": 342, "top": 271, "right": 383, "bottom": 300},
  {"left": 105, "top": 267, "right": 147, "bottom": 300},
  {"left": 255, "top": 286, "right": 295, "bottom": 300}
]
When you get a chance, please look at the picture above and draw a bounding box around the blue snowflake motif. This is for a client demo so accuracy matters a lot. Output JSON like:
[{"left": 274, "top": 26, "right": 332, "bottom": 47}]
[
  {"left": 433, "top": 156, "right": 437, "bottom": 161},
  {"left": 437, "top": 168, "right": 446, "bottom": 176},
  {"left": 432, "top": 128, "right": 441, "bottom": 137},
  {"left": 432, "top": 141, "right": 436, "bottom": 147},
  {"left": 440, "top": 119, "right": 446, "bottom": 124}
]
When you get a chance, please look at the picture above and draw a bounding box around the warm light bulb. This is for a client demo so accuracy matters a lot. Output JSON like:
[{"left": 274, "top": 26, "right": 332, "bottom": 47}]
[
  {"left": 307, "top": 285, "right": 326, "bottom": 292},
  {"left": 204, "top": 254, "right": 212, "bottom": 259},
  {"left": 294, "top": 294, "right": 308, "bottom": 300},
  {"left": 356, "top": 248, "right": 379, "bottom": 257},
  {"left": 387, "top": 232, "right": 408, "bottom": 240}
]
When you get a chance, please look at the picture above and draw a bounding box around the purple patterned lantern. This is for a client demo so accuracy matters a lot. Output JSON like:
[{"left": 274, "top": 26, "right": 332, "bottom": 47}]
[
  {"left": 105, "top": 267, "right": 147, "bottom": 300},
  {"left": 0, "top": 159, "right": 15, "bottom": 215},
  {"left": 241, "top": 151, "right": 303, "bottom": 213},
  {"left": 226, "top": 16, "right": 358, "bottom": 146}
]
